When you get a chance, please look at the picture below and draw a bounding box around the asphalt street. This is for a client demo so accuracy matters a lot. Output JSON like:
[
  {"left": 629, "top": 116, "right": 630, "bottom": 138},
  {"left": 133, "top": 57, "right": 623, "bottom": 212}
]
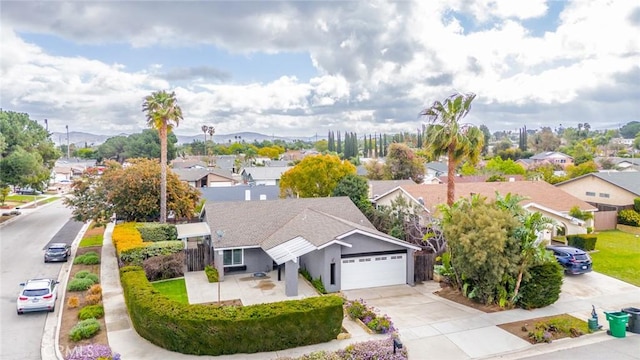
[{"left": 0, "top": 201, "right": 82, "bottom": 360}]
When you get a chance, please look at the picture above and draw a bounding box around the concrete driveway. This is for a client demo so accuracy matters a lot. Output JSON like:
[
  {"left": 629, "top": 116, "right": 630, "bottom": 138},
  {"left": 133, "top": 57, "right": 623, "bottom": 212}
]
[{"left": 342, "top": 272, "right": 640, "bottom": 360}]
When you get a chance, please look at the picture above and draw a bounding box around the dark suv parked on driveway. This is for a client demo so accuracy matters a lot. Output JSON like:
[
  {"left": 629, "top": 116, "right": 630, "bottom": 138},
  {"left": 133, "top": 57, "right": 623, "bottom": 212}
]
[{"left": 546, "top": 245, "right": 593, "bottom": 274}]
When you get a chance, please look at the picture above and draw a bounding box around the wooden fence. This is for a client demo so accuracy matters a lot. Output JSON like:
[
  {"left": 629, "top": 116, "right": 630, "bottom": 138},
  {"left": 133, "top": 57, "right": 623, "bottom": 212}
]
[
  {"left": 414, "top": 251, "right": 436, "bottom": 283},
  {"left": 185, "top": 243, "right": 212, "bottom": 272},
  {"left": 595, "top": 210, "right": 618, "bottom": 231}
]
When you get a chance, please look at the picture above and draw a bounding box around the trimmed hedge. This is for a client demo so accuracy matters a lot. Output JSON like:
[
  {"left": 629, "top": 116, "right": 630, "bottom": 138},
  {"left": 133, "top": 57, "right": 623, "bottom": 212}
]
[
  {"left": 120, "top": 267, "right": 343, "bottom": 355},
  {"left": 517, "top": 261, "right": 564, "bottom": 309},
  {"left": 120, "top": 241, "right": 183, "bottom": 266},
  {"left": 74, "top": 252, "right": 100, "bottom": 265},
  {"left": 618, "top": 209, "right": 640, "bottom": 227},
  {"left": 567, "top": 234, "right": 597, "bottom": 251},
  {"left": 68, "top": 278, "right": 97, "bottom": 292},
  {"left": 204, "top": 265, "right": 219, "bottom": 283},
  {"left": 137, "top": 223, "right": 178, "bottom": 242}
]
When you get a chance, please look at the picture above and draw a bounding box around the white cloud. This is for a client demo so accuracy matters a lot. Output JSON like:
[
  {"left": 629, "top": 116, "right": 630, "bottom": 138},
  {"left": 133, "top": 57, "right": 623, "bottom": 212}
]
[{"left": 1, "top": 0, "right": 638, "bottom": 138}]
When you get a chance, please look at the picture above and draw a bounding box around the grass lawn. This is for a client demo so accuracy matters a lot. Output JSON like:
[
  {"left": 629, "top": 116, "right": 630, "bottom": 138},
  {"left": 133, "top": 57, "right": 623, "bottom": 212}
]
[
  {"left": 591, "top": 230, "right": 640, "bottom": 286},
  {"left": 80, "top": 235, "right": 104, "bottom": 247},
  {"left": 151, "top": 278, "right": 189, "bottom": 304}
]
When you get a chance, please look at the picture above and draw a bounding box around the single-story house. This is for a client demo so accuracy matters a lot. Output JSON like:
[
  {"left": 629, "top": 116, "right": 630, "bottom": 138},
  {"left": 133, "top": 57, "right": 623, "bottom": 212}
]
[
  {"left": 556, "top": 172, "right": 640, "bottom": 211},
  {"left": 200, "top": 197, "right": 421, "bottom": 296},
  {"left": 369, "top": 180, "right": 416, "bottom": 201},
  {"left": 529, "top": 151, "right": 574, "bottom": 168},
  {"left": 241, "top": 166, "right": 292, "bottom": 186},
  {"left": 373, "top": 181, "right": 597, "bottom": 241},
  {"left": 199, "top": 185, "right": 280, "bottom": 202},
  {"left": 172, "top": 168, "right": 236, "bottom": 188}
]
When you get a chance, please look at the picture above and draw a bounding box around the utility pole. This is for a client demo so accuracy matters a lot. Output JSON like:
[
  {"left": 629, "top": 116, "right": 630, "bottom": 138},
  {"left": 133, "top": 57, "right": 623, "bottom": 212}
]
[
  {"left": 44, "top": 119, "right": 48, "bottom": 132},
  {"left": 66, "top": 125, "right": 70, "bottom": 159}
]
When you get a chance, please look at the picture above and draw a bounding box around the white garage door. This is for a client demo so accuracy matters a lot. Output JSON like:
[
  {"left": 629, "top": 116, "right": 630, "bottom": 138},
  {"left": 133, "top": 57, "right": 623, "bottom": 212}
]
[{"left": 341, "top": 254, "right": 406, "bottom": 290}]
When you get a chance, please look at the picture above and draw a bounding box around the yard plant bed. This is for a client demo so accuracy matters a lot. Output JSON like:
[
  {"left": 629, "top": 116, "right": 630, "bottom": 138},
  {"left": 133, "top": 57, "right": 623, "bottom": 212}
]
[
  {"left": 435, "top": 285, "right": 504, "bottom": 313},
  {"left": 58, "top": 245, "right": 109, "bottom": 356},
  {"left": 498, "top": 314, "right": 590, "bottom": 344}
]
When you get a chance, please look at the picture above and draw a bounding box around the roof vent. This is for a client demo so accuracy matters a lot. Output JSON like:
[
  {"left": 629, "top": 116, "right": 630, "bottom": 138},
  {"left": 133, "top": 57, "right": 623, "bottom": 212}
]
[{"left": 417, "top": 197, "right": 425, "bottom": 205}]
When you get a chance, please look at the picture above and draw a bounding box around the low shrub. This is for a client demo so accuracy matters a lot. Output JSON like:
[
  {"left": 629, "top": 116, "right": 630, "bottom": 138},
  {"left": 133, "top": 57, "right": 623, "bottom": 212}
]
[
  {"left": 137, "top": 223, "right": 178, "bottom": 242},
  {"left": 567, "top": 234, "right": 597, "bottom": 251},
  {"left": 78, "top": 304, "right": 104, "bottom": 320},
  {"left": 517, "top": 261, "right": 563, "bottom": 309},
  {"left": 68, "top": 278, "right": 96, "bottom": 292},
  {"left": 112, "top": 222, "right": 144, "bottom": 254},
  {"left": 65, "top": 344, "right": 120, "bottom": 360},
  {"left": 527, "top": 315, "right": 587, "bottom": 343},
  {"left": 119, "top": 240, "right": 183, "bottom": 266},
  {"left": 143, "top": 252, "right": 185, "bottom": 281},
  {"left": 74, "top": 253, "right": 100, "bottom": 265},
  {"left": 74, "top": 271, "right": 99, "bottom": 284},
  {"left": 69, "top": 318, "right": 101, "bottom": 341},
  {"left": 85, "top": 293, "right": 102, "bottom": 306},
  {"left": 87, "top": 284, "right": 102, "bottom": 296},
  {"left": 204, "top": 265, "right": 219, "bottom": 283},
  {"left": 67, "top": 296, "right": 80, "bottom": 309},
  {"left": 618, "top": 209, "right": 640, "bottom": 227},
  {"left": 311, "top": 278, "right": 327, "bottom": 294},
  {"left": 344, "top": 299, "right": 395, "bottom": 334}
]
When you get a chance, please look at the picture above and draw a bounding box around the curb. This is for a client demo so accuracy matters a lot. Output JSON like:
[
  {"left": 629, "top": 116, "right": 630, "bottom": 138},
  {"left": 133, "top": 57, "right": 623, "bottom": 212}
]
[{"left": 41, "top": 221, "right": 91, "bottom": 360}]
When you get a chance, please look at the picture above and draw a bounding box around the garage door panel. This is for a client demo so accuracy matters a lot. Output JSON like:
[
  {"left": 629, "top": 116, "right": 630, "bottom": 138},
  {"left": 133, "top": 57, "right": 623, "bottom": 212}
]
[{"left": 341, "top": 254, "right": 406, "bottom": 290}]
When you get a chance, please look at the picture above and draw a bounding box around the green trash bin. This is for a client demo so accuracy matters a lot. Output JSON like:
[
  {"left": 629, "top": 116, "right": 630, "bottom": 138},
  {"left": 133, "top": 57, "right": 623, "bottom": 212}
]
[{"left": 605, "top": 311, "right": 630, "bottom": 338}]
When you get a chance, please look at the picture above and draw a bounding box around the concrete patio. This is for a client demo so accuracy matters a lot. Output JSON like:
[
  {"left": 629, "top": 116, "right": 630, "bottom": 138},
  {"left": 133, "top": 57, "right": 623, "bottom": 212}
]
[{"left": 184, "top": 269, "right": 320, "bottom": 306}]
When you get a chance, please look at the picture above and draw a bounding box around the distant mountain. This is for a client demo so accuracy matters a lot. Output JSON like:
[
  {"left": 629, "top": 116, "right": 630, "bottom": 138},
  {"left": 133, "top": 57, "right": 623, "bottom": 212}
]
[{"left": 50, "top": 131, "right": 320, "bottom": 146}]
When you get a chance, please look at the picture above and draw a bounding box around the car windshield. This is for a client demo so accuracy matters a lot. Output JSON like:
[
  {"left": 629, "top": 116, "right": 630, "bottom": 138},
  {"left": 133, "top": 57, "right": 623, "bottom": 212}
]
[
  {"left": 574, "top": 254, "right": 589, "bottom": 260},
  {"left": 23, "top": 289, "right": 49, "bottom": 297},
  {"left": 47, "top": 247, "right": 66, "bottom": 253}
]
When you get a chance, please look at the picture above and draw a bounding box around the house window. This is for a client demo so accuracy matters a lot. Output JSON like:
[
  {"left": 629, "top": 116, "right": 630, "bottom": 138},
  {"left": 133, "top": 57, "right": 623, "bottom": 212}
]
[
  {"left": 599, "top": 193, "right": 610, "bottom": 198},
  {"left": 330, "top": 263, "right": 336, "bottom": 285},
  {"left": 223, "top": 249, "right": 243, "bottom": 266},
  {"left": 585, "top": 192, "right": 596, "bottom": 197}
]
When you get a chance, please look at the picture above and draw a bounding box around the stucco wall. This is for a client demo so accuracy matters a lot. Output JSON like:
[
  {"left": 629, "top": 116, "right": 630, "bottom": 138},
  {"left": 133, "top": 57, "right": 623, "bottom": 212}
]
[
  {"left": 341, "top": 232, "right": 409, "bottom": 255},
  {"left": 243, "top": 248, "right": 273, "bottom": 273},
  {"left": 557, "top": 176, "right": 637, "bottom": 207}
]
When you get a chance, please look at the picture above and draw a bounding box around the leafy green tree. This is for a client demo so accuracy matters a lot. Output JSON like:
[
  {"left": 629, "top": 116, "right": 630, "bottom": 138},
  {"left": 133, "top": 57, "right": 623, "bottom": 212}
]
[
  {"left": 0, "top": 110, "right": 60, "bottom": 189},
  {"left": 314, "top": 139, "right": 328, "bottom": 153},
  {"left": 565, "top": 160, "right": 598, "bottom": 178},
  {"left": 125, "top": 129, "right": 177, "bottom": 161},
  {"left": 332, "top": 174, "right": 372, "bottom": 213},
  {"left": 420, "top": 92, "right": 484, "bottom": 205},
  {"left": 479, "top": 124, "right": 491, "bottom": 155},
  {"left": 142, "top": 90, "right": 183, "bottom": 223},
  {"left": 439, "top": 195, "right": 521, "bottom": 304},
  {"left": 279, "top": 154, "right": 355, "bottom": 198},
  {"left": 528, "top": 127, "right": 561, "bottom": 152},
  {"left": 64, "top": 158, "right": 200, "bottom": 224},
  {"left": 383, "top": 143, "right": 425, "bottom": 183},
  {"left": 485, "top": 157, "right": 526, "bottom": 175},
  {"left": 95, "top": 135, "right": 128, "bottom": 163},
  {"left": 619, "top": 121, "right": 640, "bottom": 139}
]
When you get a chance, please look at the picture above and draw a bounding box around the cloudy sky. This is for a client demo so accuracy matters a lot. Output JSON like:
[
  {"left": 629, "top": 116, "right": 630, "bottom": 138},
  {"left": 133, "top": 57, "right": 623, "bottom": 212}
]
[{"left": 1, "top": 0, "right": 639, "bottom": 139}]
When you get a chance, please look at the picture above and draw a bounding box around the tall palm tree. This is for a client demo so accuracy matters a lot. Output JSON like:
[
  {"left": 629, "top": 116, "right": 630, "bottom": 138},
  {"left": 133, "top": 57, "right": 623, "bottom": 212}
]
[
  {"left": 420, "top": 92, "right": 484, "bottom": 205},
  {"left": 207, "top": 126, "right": 215, "bottom": 155},
  {"left": 142, "top": 90, "right": 183, "bottom": 223}
]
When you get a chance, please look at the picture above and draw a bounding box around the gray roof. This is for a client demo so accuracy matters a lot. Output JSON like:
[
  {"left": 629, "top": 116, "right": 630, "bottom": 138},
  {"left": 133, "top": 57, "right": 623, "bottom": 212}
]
[
  {"left": 242, "top": 166, "right": 292, "bottom": 180},
  {"left": 425, "top": 161, "right": 448, "bottom": 173},
  {"left": 171, "top": 160, "right": 208, "bottom": 169},
  {"left": 266, "top": 160, "right": 290, "bottom": 167},
  {"left": 204, "top": 197, "right": 409, "bottom": 251},
  {"left": 199, "top": 185, "right": 280, "bottom": 202},
  {"left": 356, "top": 165, "right": 368, "bottom": 176},
  {"left": 561, "top": 172, "right": 640, "bottom": 196},
  {"left": 171, "top": 168, "right": 210, "bottom": 181},
  {"left": 171, "top": 168, "right": 234, "bottom": 182}
]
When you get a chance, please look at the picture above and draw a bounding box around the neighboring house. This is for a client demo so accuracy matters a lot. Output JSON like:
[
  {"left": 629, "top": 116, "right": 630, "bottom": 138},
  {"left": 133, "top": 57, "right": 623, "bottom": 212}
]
[
  {"left": 529, "top": 151, "right": 574, "bottom": 168},
  {"left": 515, "top": 158, "right": 534, "bottom": 170},
  {"left": 241, "top": 166, "right": 292, "bottom": 186},
  {"left": 171, "top": 168, "right": 236, "bottom": 188},
  {"left": 611, "top": 158, "right": 640, "bottom": 172},
  {"left": 435, "top": 175, "right": 525, "bottom": 184},
  {"left": 171, "top": 159, "right": 208, "bottom": 169},
  {"left": 201, "top": 197, "right": 421, "bottom": 296},
  {"left": 373, "top": 181, "right": 597, "bottom": 240},
  {"left": 212, "top": 155, "right": 240, "bottom": 173},
  {"left": 556, "top": 172, "right": 640, "bottom": 211},
  {"left": 51, "top": 167, "right": 73, "bottom": 182},
  {"left": 368, "top": 180, "right": 416, "bottom": 201},
  {"left": 199, "top": 185, "right": 280, "bottom": 202},
  {"left": 424, "top": 161, "right": 447, "bottom": 178}
]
